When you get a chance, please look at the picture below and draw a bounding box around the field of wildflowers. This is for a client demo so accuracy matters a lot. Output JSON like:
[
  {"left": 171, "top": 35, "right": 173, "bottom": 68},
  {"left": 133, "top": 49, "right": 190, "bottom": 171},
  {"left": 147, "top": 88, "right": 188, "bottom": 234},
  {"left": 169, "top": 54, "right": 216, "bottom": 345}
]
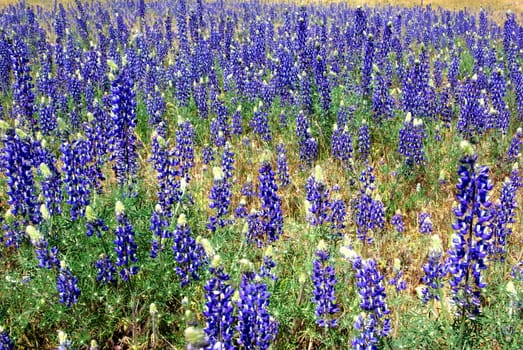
[{"left": 0, "top": 0, "right": 522, "bottom": 349}]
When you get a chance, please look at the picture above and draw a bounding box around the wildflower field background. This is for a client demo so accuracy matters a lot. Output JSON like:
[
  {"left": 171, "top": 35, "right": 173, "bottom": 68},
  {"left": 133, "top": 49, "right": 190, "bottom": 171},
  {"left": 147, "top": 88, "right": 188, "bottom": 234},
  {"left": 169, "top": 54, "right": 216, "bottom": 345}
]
[{"left": 0, "top": 0, "right": 522, "bottom": 349}]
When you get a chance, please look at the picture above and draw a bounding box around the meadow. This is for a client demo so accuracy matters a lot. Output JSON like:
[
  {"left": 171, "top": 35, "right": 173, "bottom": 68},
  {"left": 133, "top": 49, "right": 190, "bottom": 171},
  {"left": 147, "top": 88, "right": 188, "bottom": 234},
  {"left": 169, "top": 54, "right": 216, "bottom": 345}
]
[{"left": 0, "top": 0, "right": 522, "bottom": 349}]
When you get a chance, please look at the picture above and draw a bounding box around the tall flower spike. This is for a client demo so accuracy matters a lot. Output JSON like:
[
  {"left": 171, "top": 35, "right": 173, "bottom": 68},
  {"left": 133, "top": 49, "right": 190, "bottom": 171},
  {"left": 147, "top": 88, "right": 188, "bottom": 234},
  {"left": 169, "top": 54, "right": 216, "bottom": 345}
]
[
  {"left": 113, "top": 201, "right": 139, "bottom": 282},
  {"left": 27, "top": 225, "right": 59, "bottom": 269},
  {"left": 56, "top": 261, "right": 81, "bottom": 307},
  {"left": 446, "top": 141, "right": 494, "bottom": 319},
  {"left": 203, "top": 255, "right": 236, "bottom": 349},
  {"left": 236, "top": 262, "right": 279, "bottom": 350},
  {"left": 491, "top": 178, "right": 517, "bottom": 261},
  {"left": 305, "top": 165, "right": 330, "bottom": 226},
  {"left": 109, "top": 69, "right": 138, "bottom": 188},
  {"left": 0, "top": 326, "right": 14, "bottom": 349},
  {"left": 331, "top": 124, "right": 353, "bottom": 170},
  {"left": 391, "top": 211, "right": 405, "bottom": 233},
  {"left": 61, "top": 138, "right": 92, "bottom": 221},
  {"left": 398, "top": 113, "right": 426, "bottom": 167},
  {"left": 350, "top": 255, "right": 391, "bottom": 349},
  {"left": 276, "top": 143, "right": 290, "bottom": 188},
  {"left": 208, "top": 167, "right": 232, "bottom": 232},
  {"left": 358, "top": 119, "right": 371, "bottom": 161},
  {"left": 95, "top": 254, "right": 117, "bottom": 285},
  {"left": 418, "top": 212, "right": 433, "bottom": 235},
  {"left": 173, "top": 214, "right": 206, "bottom": 287},
  {"left": 329, "top": 186, "right": 346, "bottom": 238},
  {"left": 258, "top": 161, "right": 284, "bottom": 244},
  {"left": 2, "top": 129, "right": 40, "bottom": 223},
  {"left": 311, "top": 240, "right": 339, "bottom": 328},
  {"left": 353, "top": 166, "right": 384, "bottom": 244},
  {"left": 421, "top": 235, "right": 446, "bottom": 304}
]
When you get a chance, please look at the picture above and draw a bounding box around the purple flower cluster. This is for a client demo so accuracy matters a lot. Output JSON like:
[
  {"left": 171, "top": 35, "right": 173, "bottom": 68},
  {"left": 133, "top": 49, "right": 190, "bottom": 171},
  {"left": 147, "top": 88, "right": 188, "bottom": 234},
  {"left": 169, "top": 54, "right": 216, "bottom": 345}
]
[
  {"left": 358, "top": 120, "right": 371, "bottom": 161},
  {"left": 109, "top": 69, "right": 138, "bottom": 187},
  {"left": 56, "top": 262, "right": 81, "bottom": 307},
  {"left": 113, "top": 202, "right": 139, "bottom": 282},
  {"left": 208, "top": 167, "right": 232, "bottom": 232},
  {"left": 353, "top": 166, "right": 385, "bottom": 244},
  {"left": 0, "top": 328, "right": 14, "bottom": 350},
  {"left": 311, "top": 242, "right": 339, "bottom": 328},
  {"left": 246, "top": 160, "right": 284, "bottom": 247},
  {"left": 172, "top": 214, "right": 206, "bottom": 287},
  {"left": 331, "top": 124, "right": 353, "bottom": 169},
  {"left": 276, "top": 143, "right": 290, "bottom": 188},
  {"left": 446, "top": 143, "right": 494, "bottom": 318},
  {"left": 236, "top": 269, "right": 278, "bottom": 350},
  {"left": 305, "top": 167, "right": 330, "bottom": 226},
  {"left": 1, "top": 129, "right": 40, "bottom": 223},
  {"left": 421, "top": 235, "right": 446, "bottom": 304},
  {"left": 351, "top": 256, "right": 391, "bottom": 349},
  {"left": 418, "top": 212, "right": 433, "bottom": 235},
  {"left": 491, "top": 178, "right": 518, "bottom": 261},
  {"left": 203, "top": 257, "right": 236, "bottom": 350},
  {"left": 61, "top": 138, "right": 92, "bottom": 221},
  {"left": 94, "top": 254, "right": 117, "bottom": 285},
  {"left": 391, "top": 213, "right": 405, "bottom": 233},
  {"left": 398, "top": 114, "right": 426, "bottom": 167}
]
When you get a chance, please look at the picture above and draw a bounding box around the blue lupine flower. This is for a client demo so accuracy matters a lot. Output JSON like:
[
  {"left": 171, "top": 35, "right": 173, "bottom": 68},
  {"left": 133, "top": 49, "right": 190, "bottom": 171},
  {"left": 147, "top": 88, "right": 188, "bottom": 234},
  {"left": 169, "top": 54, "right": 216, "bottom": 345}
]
[
  {"left": 391, "top": 212, "right": 405, "bottom": 234},
  {"left": 348, "top": 253, "right": 391, "bottom": 350},
  {"left": 208, "top": 167, "right": 232, "bottom": 232},
  {"left": 331, "top": 124, "right": 353, "bottom": 170},
  {"left": 94, "top": 254, "right": 117, "bottom": 285},
  {"left": 61, "top": 138, "right": 92, "bottom": 221},
  {"left": 306, "top": 166, "right": 330, "bottom": 226},
  {"left": 38, "top": 160, "right": 62, "bottom": 217},
  {"left": 236, "top": 263, "right": 278, "bottom": 350},
  {"left": 388, "top": 258, "right": 407, "bottom": 292},
  {"left": 276, "top": 143, "right": 290, "bottom": 188},
  {"left": 109, "top": 69, "right": 138, "bottom": 187},
  {"left": 507, "top": 128, "right": 522, "bottom": 162},
  {"left": 27, "top": 225, "right": 59, "bottom": 269},
  {"left": 250, "top": 104, "right": 272, "bottom": 142},
  {"left": 10, "top": 39, "right": 36, "bottom": 130},
  {"left": 446, "top": 141, "right": 494, "bottom": 319},
  {"left": 203, "top": 256, "right": 236, "bottom": 350},
  {"left": 398, "top": 113, "right": 426, "bottom": 167},
  {"left": 258, "top": 161, "right": 284, "bottom": 244},
  {"left": 202, "top": 146, "right": 215, "bottom": 165},
  {"left": 358, "top": 120, "right": 371, "bottom": 161},
  {"left": 113, "top": 201, "right": 139, "bottom": 282},
  {"left": 150, "top": 204, "right": 170, "bottom": 258},
  {"left": 259, "top": 247, "right": 277, "bottom": 281},
  {"left": 0, "top": 327, "right": 14, "bottom": 350},
  {"left": 1, "top": 211, "right": 24, "bottom": 249},
  {"left": 176, "top": 118, "right": 195, "bottom": 182},
  {"left": 421, "top": 235, "right": 446, "bottom": 303},
  {"left": 418, "top": 212, "right": 433, "bottom": 235},
  {"left": 173, "top": 214, "right": 206, "bottom": 287},
  {"left": 85, "top": 207, "right": 108, "bottom": 238},
  {"left": 329, "top": 186, "right": 346, "bottom": 237},
  {"left": 311, "top": 241, "right": 339, "bottom": 328},
  {"left": 56, "top": 261, "right": 81, "bottom": 307},
  {"left": 232, "top": 106, "right": 243, "bottom": 135},
  {"left": 2, "top": 129, "right": 40, "bottom": 223},
  {"left": 221, "top": 143, "right": 235, "bottom": 180},
  {"left": 353, "top": 166, "right": 384, "bottom": 244},
  {"left": 491, "top": 178, "right": 517, "bottom": 261}
]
